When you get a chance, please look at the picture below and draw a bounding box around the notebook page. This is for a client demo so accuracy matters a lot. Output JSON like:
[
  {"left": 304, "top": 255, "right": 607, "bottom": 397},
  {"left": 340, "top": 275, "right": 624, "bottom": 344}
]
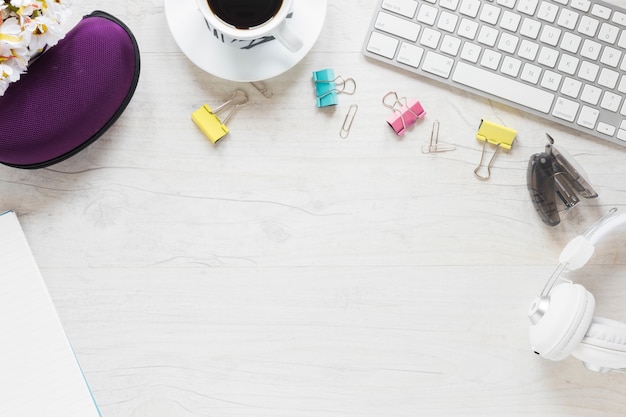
[{"left": 0, "top": 210, "right": 101, "bottom": 417}]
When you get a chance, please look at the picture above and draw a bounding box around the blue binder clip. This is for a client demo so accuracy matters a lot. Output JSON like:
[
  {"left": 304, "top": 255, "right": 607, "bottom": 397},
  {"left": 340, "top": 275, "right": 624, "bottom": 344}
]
[{"left": 312, "top": 68, "right": 356, "bottom": 108}]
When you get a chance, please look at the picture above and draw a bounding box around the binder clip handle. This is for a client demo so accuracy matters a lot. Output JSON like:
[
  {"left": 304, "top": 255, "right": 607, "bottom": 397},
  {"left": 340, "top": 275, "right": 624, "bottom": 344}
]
[
  {"left": 474, "top": 140, "right": 501, "bottom": 180},
  {"left": 473, "top": 120, "right": 517, "bottom": 180},
  {"left": 212, "top": 90, "right": 248, "bottom": 125}
]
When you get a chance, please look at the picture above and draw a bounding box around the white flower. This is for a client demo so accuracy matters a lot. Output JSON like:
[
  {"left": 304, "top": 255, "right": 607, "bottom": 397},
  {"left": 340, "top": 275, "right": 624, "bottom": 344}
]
[
  {"left": 0, "top": 17, "right": 23, "bottom": 55},
  {"left": 0, "top": 0, "right": 71, "bottom": 95},
  {"left": 24, "top": 13, "right": 64, "bottom": 51}
]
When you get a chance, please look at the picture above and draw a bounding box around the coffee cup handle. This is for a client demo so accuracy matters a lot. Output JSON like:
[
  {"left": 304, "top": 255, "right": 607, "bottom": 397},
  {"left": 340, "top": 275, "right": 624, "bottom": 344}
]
[{"left": 274, "top": 22, "right": 303, "bottom": 52}]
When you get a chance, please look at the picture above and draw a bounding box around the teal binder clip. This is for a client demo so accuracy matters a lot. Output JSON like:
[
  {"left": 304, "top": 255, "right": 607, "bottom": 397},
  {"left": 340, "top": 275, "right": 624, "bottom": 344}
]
[{"left": 312, "top": 68, "right": 356, "bottom": 108}]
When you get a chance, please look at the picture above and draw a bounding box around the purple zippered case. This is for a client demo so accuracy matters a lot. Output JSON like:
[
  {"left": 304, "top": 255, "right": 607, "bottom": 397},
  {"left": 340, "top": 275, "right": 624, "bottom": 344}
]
[{"left": 0, "top": 10, "right": 140, "bottom": 169}]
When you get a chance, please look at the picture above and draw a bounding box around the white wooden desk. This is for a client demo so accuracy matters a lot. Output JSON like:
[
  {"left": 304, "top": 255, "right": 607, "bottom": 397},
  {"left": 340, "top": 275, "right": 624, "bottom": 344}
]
[{"left": 2, "top": 1, "right": 626, "bottom": 415}]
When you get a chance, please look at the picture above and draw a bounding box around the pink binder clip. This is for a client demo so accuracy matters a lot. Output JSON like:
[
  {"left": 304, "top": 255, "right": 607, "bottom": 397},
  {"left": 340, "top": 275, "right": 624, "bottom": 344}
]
[{"left": 383, "top": 92, "right": 426, "bottom": 135}]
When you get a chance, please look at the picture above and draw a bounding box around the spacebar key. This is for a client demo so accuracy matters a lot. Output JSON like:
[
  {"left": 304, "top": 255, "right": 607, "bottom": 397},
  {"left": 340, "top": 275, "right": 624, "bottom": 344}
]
[{"left": 451, "top": 62, "right": 554, "bottom": 113}]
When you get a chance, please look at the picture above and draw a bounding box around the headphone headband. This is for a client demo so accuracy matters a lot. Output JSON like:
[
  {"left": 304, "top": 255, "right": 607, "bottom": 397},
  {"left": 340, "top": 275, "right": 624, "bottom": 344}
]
[{"left": 541, "top": 209, "right": 626, "bottom": 298}]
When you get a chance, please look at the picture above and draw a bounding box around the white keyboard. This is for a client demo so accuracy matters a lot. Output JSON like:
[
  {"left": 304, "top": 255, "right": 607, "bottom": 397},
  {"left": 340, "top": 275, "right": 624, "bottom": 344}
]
[{"left": 363, "top": 0, "right": 626, "bottom": 147}]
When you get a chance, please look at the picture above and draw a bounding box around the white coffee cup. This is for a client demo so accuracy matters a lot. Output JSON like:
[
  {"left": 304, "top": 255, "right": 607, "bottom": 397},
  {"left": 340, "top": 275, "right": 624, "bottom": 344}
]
[{"left": 196, "top": 0, "right": 303, "bottom": 52}]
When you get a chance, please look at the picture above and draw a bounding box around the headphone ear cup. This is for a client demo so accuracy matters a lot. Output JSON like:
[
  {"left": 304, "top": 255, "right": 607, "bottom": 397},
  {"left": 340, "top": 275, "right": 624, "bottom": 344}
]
[
  {"left": 571, "top": 316, "right": 626, "bottom": 372},
  {"left": 530, "top": 283, "right": 595, "bottom": 361}
]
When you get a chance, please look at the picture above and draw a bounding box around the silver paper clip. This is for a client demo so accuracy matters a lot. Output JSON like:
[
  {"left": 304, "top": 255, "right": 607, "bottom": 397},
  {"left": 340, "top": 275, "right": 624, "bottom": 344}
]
[
  {"left": 421, "top": 120, "right": 455, "bottom": 153},
  {"left": 250, "top": 81, "right": 273, "bottom": 98},
  {"left": 340, "top": 104, "right": 358, "bottom": 138}
]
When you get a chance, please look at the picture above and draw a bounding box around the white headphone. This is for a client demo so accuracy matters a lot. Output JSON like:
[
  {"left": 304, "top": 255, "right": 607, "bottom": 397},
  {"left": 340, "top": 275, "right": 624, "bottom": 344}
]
[{"left": 528, "top": 208, "right": 626, "bottom": 373}]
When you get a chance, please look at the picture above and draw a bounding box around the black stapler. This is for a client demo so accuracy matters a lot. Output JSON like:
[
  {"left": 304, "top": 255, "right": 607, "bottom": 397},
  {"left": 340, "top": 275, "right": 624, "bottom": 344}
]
[{"left": 527, "top": 134, "right": 598, "bottom": 226}]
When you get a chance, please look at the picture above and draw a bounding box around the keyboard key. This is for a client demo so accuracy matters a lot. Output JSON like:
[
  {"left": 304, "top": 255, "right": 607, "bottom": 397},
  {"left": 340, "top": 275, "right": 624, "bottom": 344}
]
[
  {"left": 598, "top": 67, "right": 619, "bottom": 88},
  {"left": 498, "top": 32, "right": 519, "bottom": 53},
  {"left": 437, "top": 11, "right": 459, "bottom": 32},
  {"left": 366, "top": 32, "right": 399, "bottom": 59},
  {"left": 560, "top": 32, "right": 582, "bottom": 53},
  {"left": 397, "top": 42, "right": 424, "bottom": 67},
  {"left": 538, "top": 46, "right": 559, "bottom": 67},
  {"left": 420, "top": 27, "right": 442, "bottom": 48},
  {"left": 540, "top": 25, "right": 561, "bottom": 46},
  {"left": 480, "top": 4, "right": 501, "bottom": 24},
  {"left": 460, "top": 42, "right": 481, "bottom": 63},
  {"left": 501, "top": 56, "right": 522, "bottom": 77},
  {"left": 382, "top": 0, "right": 418, "bottom": 18},
  {"left": 481, "top": 49, "right": 502, "bottom": 70},
  {"left": 477, "top": 26, "right": 499, "bottom": 46},
  {"left": 417, "top": 4, "right": 438, "bottom": 25},
  {"left": 552, "top": 97, "right": 579, "bottom": 121},
  {"left": 579, "top": 61, "right": 600, "bottom": 82},
  {"left": 452, "top": 62, "right": 554, "bottom": 113},
  {"left": 497, "top": 0, "right": 516, "bottom": 9},
  {"left": 581, "top": 84, "right": 602, "bottom": 104},
  {"left": 458, "top": 18, "right": 479, "bottom": 39},
  {"left": 521, "top": 62, "right": 542, "bottom": 84},
  {"left": 557, "top": 54, "right": 579, "bottom": 75},
  {"left": 561, "top": 77, "right": 582, "bottom": 97},
  {"left": 591, "top": 4, "right": 611, "bottom": 19},
  {"left": 375, "top": 11, "right": 420, "bottom": 41},
  {"left": 459, "top": 0, "right": 481, "bottom": 17},
  {"left": 578, "top": 15, "right": 600, "bottom": 36},
  {"left": 520, "top": 18, "right": 541, "bottom": 38},
  {"left": 500, "top": 10, "right": 522, "bottom": 31},
  {"left": 598, "top": 23, "right": 620, "bottom": 43},
  {"left": 519, "top": 39, "right": 539, "bottom": 60},
  {"left": 600, "top": 91, "right": 621, "bottom": 111},
  {"left": 517, "top": 0, "right": 539, "bottom": 15},
  {"left": 537, "top": 1, "right": 559, "bottom": 22},
  {"left": 541, "top": 70, "right": 562, "bottom": 91},
  {"left": 422, "top": 51, "right": 454, "bottom": 77},
  {"left": 439, "top": 0, "right": 459, "bottom": 11},
  {"left": 577, "top": 106, "right": 600, "bottom": 129},
  {"left": 440, "top": 34, "right": 462, "bottom": 56},
  {"left": 580, "top": 39, "right": 602, "bottom": 60},
  {"left": 558, "top": 9, "right": 580, "bottom": 29},
  {"left": 618, "top": 75, "right": 626, "bottom": 93},
  {"left": 571, "top": 0, "right": 591, "bottom": 12},
  {"left": 597, "top": 122, "right": 616, "bottom": 136},
  {"left": 613, "top": 11, "right": 626, "bottom": 27},
  {"left": 600, "top": 46, "right": 622, "bottom": 67}
]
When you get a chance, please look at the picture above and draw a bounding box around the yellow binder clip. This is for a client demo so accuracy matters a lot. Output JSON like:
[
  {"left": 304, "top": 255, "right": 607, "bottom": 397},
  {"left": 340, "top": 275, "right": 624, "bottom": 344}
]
[
  {"left": 474, "top": 119, "right": 517, "bottom": 180},
  {"left": 192, "top": 90, "right": 248, "bottom": 144}
]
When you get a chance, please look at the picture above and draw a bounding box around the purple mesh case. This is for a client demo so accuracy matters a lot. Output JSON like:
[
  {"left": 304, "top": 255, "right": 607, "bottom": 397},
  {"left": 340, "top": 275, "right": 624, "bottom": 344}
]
[{"left": 0, "top": 11, "right": 140, "bottom": 169}]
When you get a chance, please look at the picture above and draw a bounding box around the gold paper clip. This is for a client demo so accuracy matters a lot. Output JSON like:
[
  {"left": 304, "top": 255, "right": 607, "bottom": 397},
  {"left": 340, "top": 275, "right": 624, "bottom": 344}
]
[
  {"left": 421, "top": 120, "right": 455, "bottom": 153},
  {"left": 473, "top": 119, "right": 517, "bottom": 180},
  {"left": 192, "top": 90, "right": 248, "bottom": 144}
]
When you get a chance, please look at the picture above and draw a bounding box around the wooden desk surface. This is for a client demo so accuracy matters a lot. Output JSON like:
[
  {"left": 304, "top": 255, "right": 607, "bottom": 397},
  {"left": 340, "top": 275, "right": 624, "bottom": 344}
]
[{"left": 2, "top": 1, "right": 626, "bottom": 415}]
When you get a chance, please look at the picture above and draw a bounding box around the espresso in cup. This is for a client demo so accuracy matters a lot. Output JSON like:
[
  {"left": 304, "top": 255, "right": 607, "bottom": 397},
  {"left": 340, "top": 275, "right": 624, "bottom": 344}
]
[
  {"left": 197, "top": 0, "right": 303, "bottom": 52},
  {"left": 207, "top": 0, "right": 283, "bottom": 29}
]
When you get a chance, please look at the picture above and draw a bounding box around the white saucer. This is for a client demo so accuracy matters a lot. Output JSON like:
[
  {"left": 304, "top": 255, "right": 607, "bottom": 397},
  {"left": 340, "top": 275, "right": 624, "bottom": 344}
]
[{"left": 164, "top": 0, "right": 328, "bottom": 82}]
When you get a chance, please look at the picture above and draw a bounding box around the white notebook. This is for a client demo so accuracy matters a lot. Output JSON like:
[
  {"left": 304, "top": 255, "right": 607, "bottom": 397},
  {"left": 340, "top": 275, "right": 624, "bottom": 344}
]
[{"left": 0, "top": 210, "right": 101, "bottom": 416}]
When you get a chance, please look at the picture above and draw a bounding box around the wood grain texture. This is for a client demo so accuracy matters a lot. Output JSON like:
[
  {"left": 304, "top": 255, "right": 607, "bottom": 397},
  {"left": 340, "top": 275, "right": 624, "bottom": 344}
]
[{"left": 1, "top": 0, "right": 625, "bottom": 416}]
